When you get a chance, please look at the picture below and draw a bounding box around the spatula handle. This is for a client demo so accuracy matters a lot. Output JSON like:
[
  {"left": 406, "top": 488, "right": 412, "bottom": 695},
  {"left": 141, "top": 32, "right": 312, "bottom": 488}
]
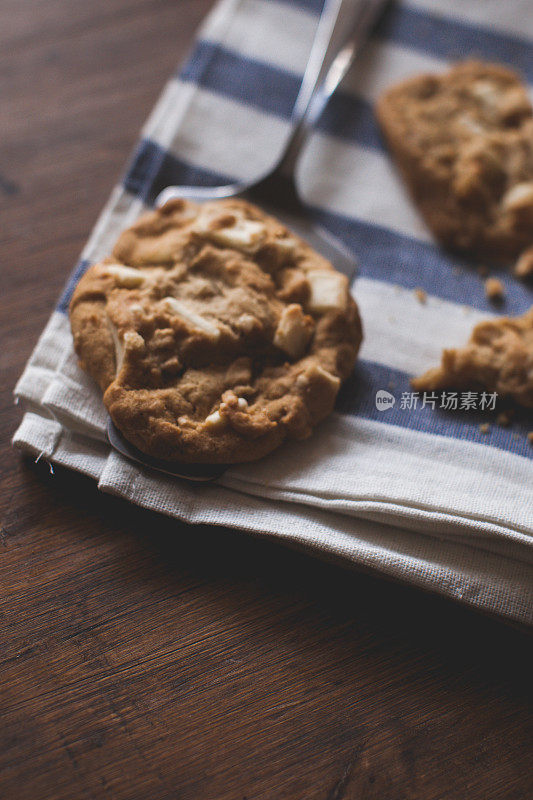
[{"left": 275, "top": 0, "right": 390, "bottom": 179}]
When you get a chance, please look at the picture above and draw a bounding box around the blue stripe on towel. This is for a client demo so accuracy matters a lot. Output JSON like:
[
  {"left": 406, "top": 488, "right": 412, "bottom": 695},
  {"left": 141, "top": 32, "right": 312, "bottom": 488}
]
[
  {"left": 314, "top": 209, "right": 533, "bottom": 317},
  {"left": 276, "top": 0, "right": 533, "bottom": 81},
  {"left": 320, "top": 92, "right": 383, "bottom": 151},
  {"left": 338, "top": 360, "right": 533, "bottom": 460},
  {"left": 57, "top": 259, "right": 91, "bottom": 313},
  {"left": 123, "top": 140, "right": 228, "bottom": 204},
  {"left": 181, "top": 42, "right": 300, "bottom": 119},
  {"left": 121, "top": 144, "right": 533, "bottom": 316},
  {"left": 180, "top": 41, "right": 385, "bottom": 150},
  {"left": 374, "top": 4, "right": 533, "bottom": 82}
]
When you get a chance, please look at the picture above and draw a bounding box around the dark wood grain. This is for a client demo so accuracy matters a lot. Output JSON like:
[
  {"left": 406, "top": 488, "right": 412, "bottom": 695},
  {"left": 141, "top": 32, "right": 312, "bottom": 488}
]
[{"left": 1, "top": 2, "right": 532, "bottom": 798}]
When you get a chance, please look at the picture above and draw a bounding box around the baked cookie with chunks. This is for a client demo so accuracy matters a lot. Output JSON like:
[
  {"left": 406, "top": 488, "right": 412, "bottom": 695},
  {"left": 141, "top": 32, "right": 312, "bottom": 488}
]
[
  {"left": 412, "top": 307, "right": 533, "bottom": 409},
  {"left": 70, "top": 198, "right": 362, "bottom": 464},
  {"left": 376, "top": 61, "right": 533, "bottom": 275}
]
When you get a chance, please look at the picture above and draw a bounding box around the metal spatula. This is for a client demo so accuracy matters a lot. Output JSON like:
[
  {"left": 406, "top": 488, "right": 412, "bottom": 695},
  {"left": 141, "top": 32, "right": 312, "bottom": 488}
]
[{"left": 108, "top": 0, "right": 389, "bottom": 480}]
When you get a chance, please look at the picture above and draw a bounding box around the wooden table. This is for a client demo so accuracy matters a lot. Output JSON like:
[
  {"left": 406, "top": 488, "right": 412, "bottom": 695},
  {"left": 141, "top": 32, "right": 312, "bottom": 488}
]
[{"left": 1, "top": 2, "right": 532, "bottom": 797}]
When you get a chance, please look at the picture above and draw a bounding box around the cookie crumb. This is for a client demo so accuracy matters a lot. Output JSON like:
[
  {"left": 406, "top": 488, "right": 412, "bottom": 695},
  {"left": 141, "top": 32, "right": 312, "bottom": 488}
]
[
  {"left": 484, "top": 277, "right": 505, "bottom": 303},
  {"left": 411, "top": 308, "right": 533, "bottom": 408},
  {"left": 496, "top": 410, "right": 513, "bottom": 427},
  {"left": 414, "top": 288, "right": 427, "bottom": 304},
  {"left": 479, "top": 423, "right": 490, "bottom": 434},
  {"left": 528, "top": 432, "right": 533, "bottom": 445},
  {"left": 477, "top": 265, "right": 489, "bottom": 278},
  {"left": 514, "top": 246, "right": 533, "bottom": 279}
]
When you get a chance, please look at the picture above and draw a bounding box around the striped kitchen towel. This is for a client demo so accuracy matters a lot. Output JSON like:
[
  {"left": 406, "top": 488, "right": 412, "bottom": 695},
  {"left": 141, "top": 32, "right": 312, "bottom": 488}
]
[{"left": 13, "top": 0, "right": 533, "bottom": 624}]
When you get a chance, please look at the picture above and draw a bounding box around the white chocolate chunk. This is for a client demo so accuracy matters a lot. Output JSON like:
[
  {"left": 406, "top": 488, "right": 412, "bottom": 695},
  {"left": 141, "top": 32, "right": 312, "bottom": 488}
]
[
  {"left": 210, "top": 218, "right": 265, "bottom": 249},
  {"left": 501, "top": 182, "right": 533, "bottom": 212},
  {"left": 310, "top": 364, "right": 341, "bottom": 391},
  {"left": 274, "top": 236, "right": 298, "bottom": 253},
  {"left": 105, "top": 316, "right": 124, "bottom": 375},
  {"left": 237, "top": 397, "right": 248, "bottom": 410},
  {"left": 470, "top": 80, "right": 500, "bottom": 107},
  {"left": 105, "top": 325, "right": 144, "bottom": 376},
  {"left": 514, "top": 245, "right": 533, "bottom": 278},
  {"left": 162, "top": 296, "right": 220, "bottom": 339},
  {"left": 204, "top": 409, "right": 228, "bottom": 429},
  {"left": 297, "top": 364, "right": 341, "bottom": 394},
  {"left": 457, "top": 114, "right": 486, "bottom": 136},
  {"left": 194, "top": 207, "right": 265, "bottom": 249},
  {"left": 273, "top": 304, "right": 314, "bottom": 359},
  {"left": 237, "top": 313, "right": 257, "bottom": 334},
  {"left": 307, "top": 270, "right": 347, "bottom": 313},
  {"left": 123, "top": 331, "right": 144, "bottom": 348},
  {"left": 193, "top": 207, "right": 223, "bottom": 234},
  {"left": 103, "top": 264, "right": 145, "bottom": 288},
  {"left": 193, "top": 204, "right": 226, "bottom": 230}
]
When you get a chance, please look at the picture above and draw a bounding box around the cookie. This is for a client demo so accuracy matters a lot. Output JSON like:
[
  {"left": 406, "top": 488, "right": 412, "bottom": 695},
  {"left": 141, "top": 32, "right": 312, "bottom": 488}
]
[
  {"left": 70, "top": 198, "right": 362, "bottom": 463},
  {"left": 376, "top": 61, "right": 533, "bottom": 272},
  {"left": 412, "top": 307, "right": 533, "bottom": 408}
]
